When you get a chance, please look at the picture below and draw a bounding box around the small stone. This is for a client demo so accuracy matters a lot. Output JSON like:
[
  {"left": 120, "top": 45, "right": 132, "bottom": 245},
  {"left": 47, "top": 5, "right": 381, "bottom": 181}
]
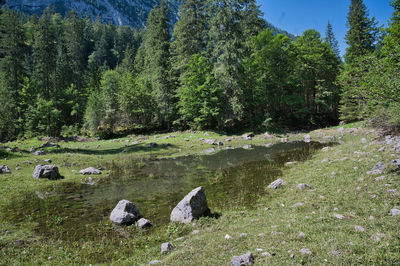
[
  {"left": 231, "top": 252, "right": 254, "bottom": 266},
  {"left": 285, "top": 161, "right": 296, "bottom": 166},
  {"left": 204, "top": 139, "right": 216, "bottom": 145},
  {"left": 255, "top": 248, "right": 263, "bottom": 252},
  {"left": 225, "top": 234, "right": 232, "bottom": 240},
  {"left": 304, "top": 134, "right": 312, "bottom": 143},
  {"left": 23, "top": 160, "right": 33, "bottom": 164},
  {"left": 192, "top": 230, "right": 200, "bottom": 235},
  {"left": 216, "top": 141, "right": 224, "bottom": 146},
  {"left": 243, "top": 144, "right": 253, "bottom": 149},
  {"left": 80, "top": 167, "right": 101, "bottom": 175},
  {"left": 361, "top": 138, "right": 367, "bottom": 143},
  {"left": 281, "top": 138, "right": 288, "bottom": 143},
  {"left": 161, "top": 242, "right": 172, "bottom": 254},
  {"left": 372, "top": 233, "right": 386, "bottom": 242},
  {"left": 149, "top": 142, "right": 157, "bottom": 147},
  {"left": 322, "top": 147, "right": 329, "bottom": 152},
  {"left": 367, "top": 162, "right": 386, "bottom": 175},
  {"left": 297, "top": 183, "right": 313, "bottom": 190},
  {"left": 268, "top": 179, "right": 285, "bottom": 189},
  {"left": 34, "top": 150, "right": 45, "bottom": 155},
  {"left": 204, "top": 148, "right": 215, "bottom": 154},
  {"left": 334, "top": 213, "right": 345, "bottom": 220},
  {"left": 369, "top": 215, "right": 374, "bottom": 220},
  {"left": 375, "top": 176, "right": 386, "bottom": 181},
  {"left": 136, "top": 218, "right": 153, "bottom": 229},
  {"left": 240, "top": 233, "right": 248, "bottom": 238},
  {"left": 292, "top": 202, "right": 304, "bottom": 208},
  {"left": 378, "top": 147, "right": 385, "bottom": 152},
  {"left": 321, "top": 158, "right": 329, "bottom": 163},
  {"left": 300, "top": 248, "right": 312, "bottom": 255},
  {"left": 149, "top": 260, "right": 161, "bottom": 265},
  {"left": 390, "top": 208, "right": 400, "bottom": 216},
  {"left": 261, "top": 252, "right": 271, "bottom": 257},
  {"left": 298, "top": 232, "right": 306, "bottom": 239},
  {"left": 354, "top": 225, "right": 365, "bottom": 232}
]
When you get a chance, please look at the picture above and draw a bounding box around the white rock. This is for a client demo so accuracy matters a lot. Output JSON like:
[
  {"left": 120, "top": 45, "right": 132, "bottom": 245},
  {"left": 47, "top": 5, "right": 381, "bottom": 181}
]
[
  {"left": 300, "top": 248, "right": 312, "bottom": 255},
  {"left": 334, "top": 213, "right": 345, "bottom": 220},
  {"left": 268, "top": 179, "right": 285, "bottom": 189},
  {"left": 390, "top": 208, "right": 400, "bottom": 216},
  {"left": 225, "top": 234, "right": 232, "bottom": 240}
]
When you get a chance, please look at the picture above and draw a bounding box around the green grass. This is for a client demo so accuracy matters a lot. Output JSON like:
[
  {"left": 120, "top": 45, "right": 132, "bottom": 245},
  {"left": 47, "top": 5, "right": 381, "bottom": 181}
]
[{"left": 0, "top": 126, "right": 399, "bottom": 265}]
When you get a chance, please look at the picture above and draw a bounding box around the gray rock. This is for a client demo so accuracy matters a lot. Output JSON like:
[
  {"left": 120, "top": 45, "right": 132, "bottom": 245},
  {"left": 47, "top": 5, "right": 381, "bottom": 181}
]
[
  {"left": 243, "top": 144, "right": 253, "bottom": 149},
  {"left": 149, "top": 260, "right": 161, "bottom": 265},
  {"left": 390, "top": 208, "right": 400, "bottom": 216},
  {"left": 191, "top": 229, "right": 200, "bottom": 235},
  {"left": 231, "top": 252, "right": 254, "bottom": 266},
  {"left": 334, "top": 213, "right": 345, "bottom": 220},
  {"left": 184, "top": 138, "right": 189, "bottom": 141},
  {"left": 204, "top": 139, "right": 216, "bottom": 145},
  {"left": 79, "top": 167, "right": 101, "bottom": 175},
  {"left": 298, "top": 232, "right": 306, "bottom": 239},
  {"left": 44, "top": 159, "right": 52, "bottom": 163},
  {"left": 304, "top": 134, "right": 312, "bottom": 143},
  {"left": 34, "top": 150, "right": 45, "bottom": 155},
  {"left": 378, "top": 147, "right": 385, "bottom": 152},
  {"left": 225, "top": 137, "right": 234, "bottom": 142},
  {"left": 0, "top": 165, "right": 11, "bottom": 174},
  {"left": 367, "top": 162, "right": 386, "bottom": 175},
  {"left": 375, "top": 176, "right": 386, "bottom": 181},
  {"left": 267, "top": 179, "right": 285, "bottom": 189},
  {"left": 297, "top": 183, "right": 313, "bottom": 190},
  {"left": 225, "top": 234, "right": 232, "bottom": 240},
  {"left": 110, "top": 200, "right": 140, "bottom": 225},
  {"left": 281, "top": 138, "right": 288, "bottom": 143},
  {"left": 136, "top": 218, "right": 153, "bottom": 229},
  {"left": 216, "top": 141, "right": 224, "bottom": 146},
  {"left": 161, "top": 242, "right": 172, "bottom": 254},
  {"left": 361, "top": 138, "right": 367, "bottom": 143},
  {"left": 300, "top": 248, "right": 312, "bottom": 255},
  {"left": 170, "top": 187, "right": 210, "bottom": 223},
  {"left": 261, "top": 252, "right": 271, "bottom": 257},
  {"left": 354, "top": 225, "right": 365, "bottom": 232},
  {"left": 291, "top": 202, "right": 304, "bottom": 208},
  {"left": 32, "top": 165, "right": 63, "bottom": 180},
  {"left": 23, "top": 160, "right": 33, "bottom": 164},
  {"left": 29, "top": 147, "right": 36, "bottom": 153}
]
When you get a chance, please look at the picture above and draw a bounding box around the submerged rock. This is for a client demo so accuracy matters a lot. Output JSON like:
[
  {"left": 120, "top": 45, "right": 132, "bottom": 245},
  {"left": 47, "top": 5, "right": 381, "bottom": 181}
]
[
  {"left": 79, "top": 167, "right": 101, "bottom": 175},
  {"left": 267, "top": 179, "right": 285, "bottom": 189},
  {"left": 231, "top": 252, "right": 254, "bottom": 266},
  {"left": 170, "top": 186, "right": 210, "bottom": 223},
  {"left": 0, "top": 165, "right": 11, "bottom": 174},
  {"left": 32, "top": 165, "right": 63, "bottom": 180},
  {"left": 110, "top": 200, "right": 141, "bottom": 225}
]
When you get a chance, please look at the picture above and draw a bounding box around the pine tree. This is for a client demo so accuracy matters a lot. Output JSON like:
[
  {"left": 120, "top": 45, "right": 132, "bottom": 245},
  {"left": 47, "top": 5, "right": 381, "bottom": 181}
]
[
  {"left": 139, "top": 1, "right": 172, "bottom": 127},
  {"left": 344, "top": 0, "right": 377, "bottom": 64},
  {"left": 207, "top": 0, "right": 246, "bottom": 128},
  {"left": 0, "top": 7, "right": 27, "bottom": 138},
  {"left": 170, "top": 0, "right": 207, "bottom": 90},
  {"left": 325, "top": 21, "right": 340, "bottom": 57}
]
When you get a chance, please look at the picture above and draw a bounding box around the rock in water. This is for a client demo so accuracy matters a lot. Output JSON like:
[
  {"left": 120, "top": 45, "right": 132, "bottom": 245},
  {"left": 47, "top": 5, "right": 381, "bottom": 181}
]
[
  {"left": 110, "top": 200, "right": 141, "bottom": 225},
  {"left": 231, "top": 252, "right": 254, "bottom": 266},
  {"left": 79, "top": 167, "right": 101, "bottom": 175},
  {"left": 0, "top": 165, "right": 11, "bottom": 174},
  {"left": 32, "top": 165, "right": 63, "bottom": 180},
  {"left": 267, "top": 179, "right": 285, "bottom": 189},
  {"left": 170, "top": 187, "right": 210, "bottom": 223}
]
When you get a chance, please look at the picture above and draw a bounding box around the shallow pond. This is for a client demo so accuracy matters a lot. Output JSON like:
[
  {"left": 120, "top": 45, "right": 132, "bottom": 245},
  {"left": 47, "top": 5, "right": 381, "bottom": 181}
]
[{"left": 3, "top": 141, "right": 327, "bottom": 241}]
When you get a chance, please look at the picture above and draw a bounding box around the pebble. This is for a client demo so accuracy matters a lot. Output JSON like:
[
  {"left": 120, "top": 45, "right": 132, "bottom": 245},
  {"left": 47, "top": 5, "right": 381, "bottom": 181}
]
[
  {"left": 225, "top": 234, "right": 232, "bottom": 240},
  {"left": 334, "top": 213, "right": 345, "bottom": 220},
  {"left": 261, "top": 252, "right": 272, "bottom": 257},
  {"left": 300, "top": 248, "right": 312, "bottom": 255},
  {"left": 160, "top": 242, "right": 172, "bottom": 254},
  {"left": 390, "top": 208, "right": 400, "bottom": 216},
  {"left": 298, "top": 232, "right": 306, "bottom": 239},
  {"left": 240, "top": 233, "right": 248, "bottom": 238},
  {"left": 354, "top": 225, "right": 365, "bottom": 232},
  {"left": 375, "top": 176, "right": 386, "bottom": 181}
]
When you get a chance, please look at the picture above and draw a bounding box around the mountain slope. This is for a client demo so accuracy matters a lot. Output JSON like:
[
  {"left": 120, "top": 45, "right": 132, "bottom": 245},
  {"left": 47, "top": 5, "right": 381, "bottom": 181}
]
[{"left": 6, "top": 0, "right": 181, "bottom": 27}]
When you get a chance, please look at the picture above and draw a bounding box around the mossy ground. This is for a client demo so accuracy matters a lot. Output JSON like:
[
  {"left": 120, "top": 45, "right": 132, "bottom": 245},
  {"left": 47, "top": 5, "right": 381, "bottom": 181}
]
[{"left": 1, "top": 123, "right": 399, "bottom": 265}]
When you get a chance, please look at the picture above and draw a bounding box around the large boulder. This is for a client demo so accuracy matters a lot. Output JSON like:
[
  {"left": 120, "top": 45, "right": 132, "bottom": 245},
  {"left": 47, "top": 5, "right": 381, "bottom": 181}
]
[
  {"left": 110, "top": 200, "right": 141, "bottom": 225},
  {"left": 32, "top": 165, "right": 63, "bottom": 180},
  {"left": 170, "top": 187, "right": 210, "bottom": 223},
  {"left": 79, "top": 167, "right": 101, "bottom": 175},
  {"left": 0, "top": 165, "right": 11, "bottom": 174}
]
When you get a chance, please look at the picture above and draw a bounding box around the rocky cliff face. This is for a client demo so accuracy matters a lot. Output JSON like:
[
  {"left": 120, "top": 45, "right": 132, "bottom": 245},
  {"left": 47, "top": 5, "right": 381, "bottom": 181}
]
[{"left": 6, "top": 0, "right": 181, "bottom": 27}]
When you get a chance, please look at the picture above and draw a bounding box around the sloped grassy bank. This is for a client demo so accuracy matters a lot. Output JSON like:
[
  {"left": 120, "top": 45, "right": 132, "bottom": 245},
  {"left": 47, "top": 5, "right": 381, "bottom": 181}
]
[{"left": 0, "top": 124, "right": 399, "bottom": 265}]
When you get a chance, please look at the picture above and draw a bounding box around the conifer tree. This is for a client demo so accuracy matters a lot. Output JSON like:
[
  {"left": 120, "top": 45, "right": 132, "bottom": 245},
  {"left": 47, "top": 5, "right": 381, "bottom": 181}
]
[
  {"left": 344, "top": 0, "right": 377, "bottom": 64},
  {"left": 170, "top": 0, "right": 207, "bottom": 89},
  {"left": 325, "top": 21, "right": 340, "bottom": 58},
  {"left": 140, "top": 1, "right": 172, "bottom": 127}
]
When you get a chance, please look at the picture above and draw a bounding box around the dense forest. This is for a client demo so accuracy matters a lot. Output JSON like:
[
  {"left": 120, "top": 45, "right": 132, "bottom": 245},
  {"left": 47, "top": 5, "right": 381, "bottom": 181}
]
[{"left": 0, "top": 0, "right": 398, "bottom": 141}]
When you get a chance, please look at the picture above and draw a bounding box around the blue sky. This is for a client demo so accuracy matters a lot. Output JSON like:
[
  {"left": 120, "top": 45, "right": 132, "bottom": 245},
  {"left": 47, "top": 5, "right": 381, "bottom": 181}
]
[{"left": 256, "top": 0, "right": 394, "bottom": 56}]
